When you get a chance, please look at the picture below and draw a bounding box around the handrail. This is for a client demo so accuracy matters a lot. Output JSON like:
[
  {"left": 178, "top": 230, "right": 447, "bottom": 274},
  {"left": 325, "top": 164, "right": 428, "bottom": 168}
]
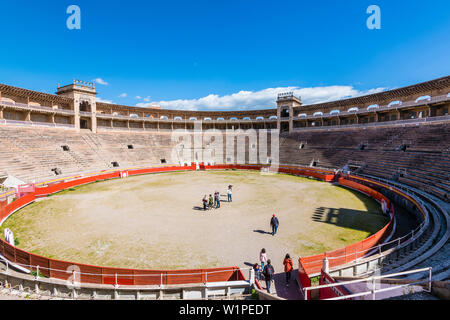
[
  {"left": 0, "top": 255, "right": 9, "bottom": 272},
  {"left": 303, "top": 267, "right": 432, "bottom": 300},
  {"left": 299, "top": 219, "right": 426, "bottom": 266},
  {"left": 1, "top": 260, "right": 249, "bottom": 278}
]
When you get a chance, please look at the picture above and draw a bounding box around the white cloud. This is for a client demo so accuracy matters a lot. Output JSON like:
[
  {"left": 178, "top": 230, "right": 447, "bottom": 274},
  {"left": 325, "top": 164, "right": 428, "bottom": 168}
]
[
  {"left": 96, "top": 97, "right": 114, "bottom": 104},
  {"left": 143, "top": 96, "right": 151, "bottom": 102},
  {"left": 135, "top": 96, "right": 142, "bottom": 99},
  {"left": 93, "top": 78, "right": 109, "bottom": 86},
  {"left": 119, "top": 93, "right": 127, "bottom": 98},
  {"left": 135, "top": 85, "right": 387, "bottom": 111}
]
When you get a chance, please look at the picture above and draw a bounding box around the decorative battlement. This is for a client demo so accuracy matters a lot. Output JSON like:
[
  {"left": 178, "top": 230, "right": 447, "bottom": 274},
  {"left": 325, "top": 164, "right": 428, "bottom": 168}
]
[
  {"left": 277, "top": 92, "right": 302, "bottom": 104},
  {"left": 56, "top": 79, "right": 97, "bottom": 96}
]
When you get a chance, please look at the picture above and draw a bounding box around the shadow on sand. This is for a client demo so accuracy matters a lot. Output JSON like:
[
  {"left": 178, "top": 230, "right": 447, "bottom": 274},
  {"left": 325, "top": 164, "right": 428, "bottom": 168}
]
[{"left": 253, "top": 229, "right": 272, "bottom": 235}]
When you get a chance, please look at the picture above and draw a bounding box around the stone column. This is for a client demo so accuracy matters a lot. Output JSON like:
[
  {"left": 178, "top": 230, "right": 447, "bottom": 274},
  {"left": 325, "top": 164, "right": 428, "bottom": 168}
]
[
  {"left": 73, "top": 99, "right": 80, "bottom": 132},
  {"left": 90, "top": 100, "right": 97, "bottom": 133}
]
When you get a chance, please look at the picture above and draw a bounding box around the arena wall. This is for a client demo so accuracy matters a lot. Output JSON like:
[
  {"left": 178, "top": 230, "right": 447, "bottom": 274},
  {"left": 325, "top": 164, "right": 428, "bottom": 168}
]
[{"left": 1, "top": 164, "right": 398, "bottom": 288}]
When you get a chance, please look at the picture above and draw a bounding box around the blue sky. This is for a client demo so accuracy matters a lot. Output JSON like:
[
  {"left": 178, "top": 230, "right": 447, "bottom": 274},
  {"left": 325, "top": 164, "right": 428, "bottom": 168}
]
[{"left": 0, "top": 0, "right": 449, "bottom": 110}]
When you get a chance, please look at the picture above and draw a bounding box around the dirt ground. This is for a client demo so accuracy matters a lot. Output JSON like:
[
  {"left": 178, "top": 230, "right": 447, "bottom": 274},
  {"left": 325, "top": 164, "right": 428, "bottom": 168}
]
[{"left": 1, "top": 170, "right": 388, "bottom": 274}]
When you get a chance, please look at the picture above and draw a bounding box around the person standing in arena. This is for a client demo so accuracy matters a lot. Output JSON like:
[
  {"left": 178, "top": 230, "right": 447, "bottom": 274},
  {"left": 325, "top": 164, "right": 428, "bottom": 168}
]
[
  {"left": 262, "top": 259, "right": 275, "bottom": 294},
  {"left": 215, "top": 191, "right": 221, "bottom": 208},
  {"left": 227, "top": 185, "right": 233, "bottom": 202},
  {"left": 213, "top": 191, "right": 217, "bottom": 208},
  {"left": 208, "top": 194, "right": 214, "bottom": 209},
  {"left": 203, "top": 195, "right": 208, "bottom": 211},
  {"left": 260, "top": 248, "right": 267, "bottom": 270},
  {"left": 270, "top": 214, "right": 279, "bottom": 236},
  {"left": 283, "top": 253, "right": 294, "bottom": 286}
]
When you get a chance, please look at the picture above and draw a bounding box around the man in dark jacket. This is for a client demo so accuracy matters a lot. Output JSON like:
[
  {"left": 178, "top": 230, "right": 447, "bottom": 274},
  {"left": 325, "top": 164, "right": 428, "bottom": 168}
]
[
  {"left": 262, "top": 259, "right": 275, "bottom": 294},
  {"left": 270, "top": 214, "right": 279, "bottom": 236}
]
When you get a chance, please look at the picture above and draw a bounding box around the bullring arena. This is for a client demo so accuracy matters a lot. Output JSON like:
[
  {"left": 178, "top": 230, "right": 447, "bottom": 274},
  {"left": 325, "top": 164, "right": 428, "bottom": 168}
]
[{"left": 0, "top": 76, "right": 449, "bottom": 300}]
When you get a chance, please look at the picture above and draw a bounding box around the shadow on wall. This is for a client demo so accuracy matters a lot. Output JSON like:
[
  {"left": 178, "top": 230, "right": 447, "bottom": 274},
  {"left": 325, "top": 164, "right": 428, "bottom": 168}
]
[{"left": 311, "top": 207, "right": 389, "bottom": 235}]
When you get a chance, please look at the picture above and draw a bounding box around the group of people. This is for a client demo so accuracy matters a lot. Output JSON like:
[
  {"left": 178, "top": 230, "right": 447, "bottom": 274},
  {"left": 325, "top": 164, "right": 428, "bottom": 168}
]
[
  {"left": 253, "top": 248, "right": 294, "bottom": 294},
  {"left": 201, "top": 185, "right": 232, "bottom": 211}
]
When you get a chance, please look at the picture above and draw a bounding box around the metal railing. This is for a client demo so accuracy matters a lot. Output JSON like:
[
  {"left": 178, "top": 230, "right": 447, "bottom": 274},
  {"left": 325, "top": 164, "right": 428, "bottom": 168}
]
[
  {"left": 303, "top": 267, "right": 432, "bottom": 300},
  {"left": 0, "top": 259, "right": 249, "bottom": 288}
]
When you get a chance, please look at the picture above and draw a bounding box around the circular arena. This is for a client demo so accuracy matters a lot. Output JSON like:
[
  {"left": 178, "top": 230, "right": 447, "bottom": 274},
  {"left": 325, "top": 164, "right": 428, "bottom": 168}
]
[
  {"left": 0, "top": 77, "right": 449, "bottom": 300},
  {"left": 1, "top": 170, "right": 387, "bottom": 271}
]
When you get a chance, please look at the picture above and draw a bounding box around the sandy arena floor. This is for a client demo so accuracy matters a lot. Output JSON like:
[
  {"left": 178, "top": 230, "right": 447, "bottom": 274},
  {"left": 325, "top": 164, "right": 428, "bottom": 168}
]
[{"left": 1, "top": 170, "right": 389, "bottom": 274}]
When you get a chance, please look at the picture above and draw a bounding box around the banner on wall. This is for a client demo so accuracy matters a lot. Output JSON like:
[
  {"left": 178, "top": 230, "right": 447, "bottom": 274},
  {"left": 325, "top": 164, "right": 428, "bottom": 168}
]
[{"left": 120, "top": 171, "right": 129, "bottom": 178}]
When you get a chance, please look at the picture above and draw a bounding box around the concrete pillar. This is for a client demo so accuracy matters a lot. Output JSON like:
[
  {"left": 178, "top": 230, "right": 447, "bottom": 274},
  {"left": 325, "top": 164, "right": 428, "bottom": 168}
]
[
  {"left": 73, "top": 100, "right": 80, "bottom": 132},
  {"left": 249, "top": 268, "right": 255, "bottom": 287},
  {"left": 322, "top": 257, "right": 330, "bottom": 274}
]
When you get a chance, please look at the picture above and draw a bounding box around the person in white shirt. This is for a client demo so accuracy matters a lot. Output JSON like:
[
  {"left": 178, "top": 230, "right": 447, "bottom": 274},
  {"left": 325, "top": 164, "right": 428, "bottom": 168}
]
[
  {"left": 260, "top": 248, "right": 267, "bottom": 269},
  {"left": 227, "top": 185, "right": 232, "bottom": 202}
]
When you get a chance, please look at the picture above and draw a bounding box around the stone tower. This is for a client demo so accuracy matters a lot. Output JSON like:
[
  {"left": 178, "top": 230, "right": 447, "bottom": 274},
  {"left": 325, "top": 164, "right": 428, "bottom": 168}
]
[{"left": 56, "top": 80, "right": 98, "bottom": 133}]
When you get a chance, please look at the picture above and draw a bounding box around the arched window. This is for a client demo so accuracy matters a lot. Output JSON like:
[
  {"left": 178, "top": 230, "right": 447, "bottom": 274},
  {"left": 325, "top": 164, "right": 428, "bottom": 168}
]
[
  {"left": 367, "top": 104, "right": 379, "bottom": 110},
  {"left": 388, "top": 100, "right": 402, "bottom": 107},
  {"left": 313, "top": 111, "right": 323, "bottom": 116},
  {"left": 269, "top": 116, "right": 277, "bottom": 120},
  {"left": 415, "top": 95, "right": 431, "bottom": 103},
  {"left": 174, "top": 116, "right": 182, "bottom": 121},
  {"left": 0, "top": 97, "right": 15, "bottom": 104},
  {"left": 242, "top": 117, "right": 251, "bottom": 120},
  {"left": 130, "top": 113, "right": 139, "bottom": 118},
  {"left": 204, "top": 117, "right": 212, "bottom": 121},
  {"left": 230, "top": 117, "right": 238, "bottom": 121},
  {"left": 217, "top": 117, "right": 225, "bottom": 121},
  {"left": 189, "top": 117, "right": 198, "bottom": 121},
  {"left": 112, "top": 112, "right": 119, "bottom": 116},
  {"left": 330, "top": 110, "right": 340, "bottom": 115},
  {"left": 160, "top": 115, "right": 169, "bottom": 120},
  {"left": 298, "top": 113, "right": 307, "bottom": 117},
  {"left": 348, "top": 107, "right": 359, "bottom": 112},
  {"left": 255, "top": 116, "right": 264, "bottom": 120}
]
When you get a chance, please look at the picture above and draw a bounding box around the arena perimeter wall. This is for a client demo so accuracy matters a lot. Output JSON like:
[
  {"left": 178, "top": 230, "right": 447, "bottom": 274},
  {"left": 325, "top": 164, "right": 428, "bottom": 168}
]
[
  {"left": 297, "top": 175, "right": 428, "bottom": 295},
  {"left": 0, "top": 164, "right": 393, "bottom": 286}
]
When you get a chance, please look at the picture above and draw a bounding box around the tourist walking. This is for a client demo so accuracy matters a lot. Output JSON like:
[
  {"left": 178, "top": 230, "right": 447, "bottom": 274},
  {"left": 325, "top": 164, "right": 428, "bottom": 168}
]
[
  {"left": 270, "top": 214, "right": 279, "bottom": 236},
  {"left": 262, "top": 259, "right": 275, "bottom": 294},
  {"left": 215, "top": 191, "right": 221, "bottom": 208},
  {"left": 253, "top": 263, "right": 261, "bottom": 281},
  {"left": 227, "top": 185, "right": 232, "bottom": 202},
  {"left": 283, "top": 253, "right": 294, "bottom": 286},
  {"left": 260, "top": 248, "right": 267, "bottom": 270}
]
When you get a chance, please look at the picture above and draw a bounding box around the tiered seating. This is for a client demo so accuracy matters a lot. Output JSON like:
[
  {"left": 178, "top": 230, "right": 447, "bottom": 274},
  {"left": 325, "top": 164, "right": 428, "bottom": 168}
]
[
  {"left": 280, "top": 122, "right": 450, "bottom": 202},
  {"left": 0, "top": 120, "right": 449, "bottom": 201},
  {"left": 0, "top": 127, "right": 182, "bottom": 182}
]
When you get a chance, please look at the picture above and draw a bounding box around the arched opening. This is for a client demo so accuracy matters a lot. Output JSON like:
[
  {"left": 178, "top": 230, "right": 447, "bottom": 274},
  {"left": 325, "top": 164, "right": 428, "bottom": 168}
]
[{"left": 79, "top": 101, "right": 91, "bottom": 112}]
